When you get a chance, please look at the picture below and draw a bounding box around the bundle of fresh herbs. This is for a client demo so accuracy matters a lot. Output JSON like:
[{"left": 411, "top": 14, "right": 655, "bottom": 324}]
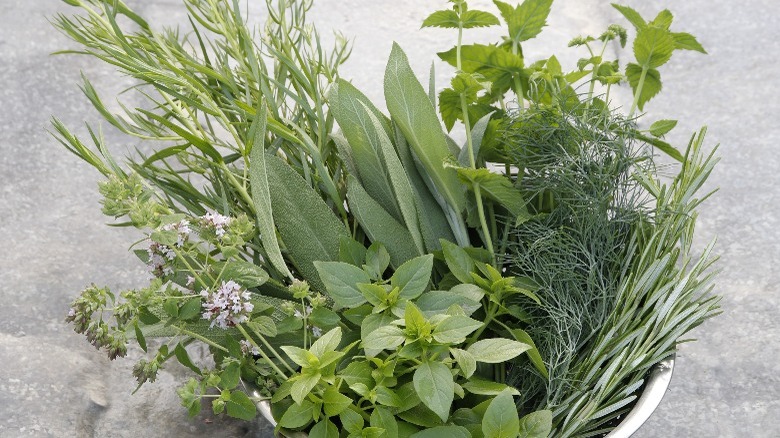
[{"left": 55, "top": 0, "right": 719, "bottom": 437}]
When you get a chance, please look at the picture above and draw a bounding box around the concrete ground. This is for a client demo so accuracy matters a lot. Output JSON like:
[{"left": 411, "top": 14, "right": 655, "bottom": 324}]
[{"left": 1, "top": 0, "right": 777, "bottom": 437}]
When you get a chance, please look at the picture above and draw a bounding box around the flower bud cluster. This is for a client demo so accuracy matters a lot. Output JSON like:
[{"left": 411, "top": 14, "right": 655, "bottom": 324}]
[
  {"left": 66, "top": 285, "right": 128, "bottom": 360},
  {"left": 99, "top": 173, "right": 166, "bottom": 228},
  {"left": 201, "top": 280, "right": 254, "bottom": 329}
]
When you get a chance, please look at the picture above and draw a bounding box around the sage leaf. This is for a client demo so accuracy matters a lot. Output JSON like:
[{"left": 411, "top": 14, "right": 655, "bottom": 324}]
[
  {"left": 347, "top": 175, "right": 420, "bottom": 267},
  {"left": 518, "top": 410, "right": 553, "bottom": 438},
  {"left": 482, "top": 389, "right": 520, "bottom": 438},
  {"left": 314, "top": 261, "right": 370, "bottom": 308},
  {"left": 265, "top": 155, "right": 349, "bottom": 291},
  {"left": 385, "top": 43, "right": 466, "bottom": 221},
  {"left": 413, "top": 361, "right": 455, "bottom": 422},
  {"left": 249, "top": 103, "right": 292, "bottom": 279},
  {"left": 467, "top": 338, "right": 532, "bottom": 363}
]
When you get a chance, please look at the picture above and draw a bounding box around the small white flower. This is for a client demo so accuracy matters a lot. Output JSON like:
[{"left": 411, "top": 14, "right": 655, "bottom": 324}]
[
  {"left": 240, "top": 339, "right": 260, "bottom": 356},
  {"left": 201, "top": 280, "right": 254, "bottom": 329},
  {"left": 200, "top": 212, "right": 232, "bottom": 239},
  {"left": 162, "top": 219, "right": 191, "bottom": 247}
]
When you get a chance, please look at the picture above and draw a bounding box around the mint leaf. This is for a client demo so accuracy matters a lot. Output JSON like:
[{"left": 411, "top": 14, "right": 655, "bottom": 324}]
[
  {"left": 363, "top": 325, "right": 407, "bottom": 357},
  {"left": 461, "top": 10, "right": 501, "bottom": 29},
  {"left": 413, "top": 361, "right": 455, "bottom": 422},
  {"left": 626, "top": 63, "right": 662, "bottom": 111},
  {"left": 410, "top": 426, "right": 471, "bottom": 438},
  {"left": 482, "top": 389, "right": 520, "bottom": 438},
  {"left": 611, "top": 3, "right": 647, "bottom": 30},
  {"left": 278, "top": 399, "right": 316, "bottom": 429},
  {"left": 634, "top": 26, "right": 675, "bottom": 69},
  {"left": 494, "top": 0, "right": 553, "bottom": 43},
  {"left": 322, "top": 385, "right": 352, "bottom": 417},
  {"left": 422, "top": 10, "right": 461, "bottom": 28},
  {"left": 650, "top": 9, "right": 674, "bottom": 29},
  {"left": 309, "top": 418, "right": 339, "bottom": 438},
  {"left": 454, "top": 167, "right": 530, "bottom": 224},
  {"left": 672, "top": 32, "right": 707, "bottom": 53},
  {"left": 225, "top": 390, "right": 257, "bottom": 421},
  {"left": 450, "top": 348, "right": 477, "bottom": 378},
  {"left": 462, "top": 379, "right": 520, "bottom": 396},
  {"left": 432, "top": 315, "right": 483, "bottom": 344}
]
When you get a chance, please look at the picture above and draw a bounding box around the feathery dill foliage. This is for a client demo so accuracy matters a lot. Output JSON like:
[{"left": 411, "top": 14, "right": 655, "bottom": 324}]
[{"left": 498, "top": 101, "right": 654, "bottom": 408}]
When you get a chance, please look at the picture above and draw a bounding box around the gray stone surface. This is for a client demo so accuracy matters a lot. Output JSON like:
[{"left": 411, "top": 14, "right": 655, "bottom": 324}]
[{"left": 0, "top": 0, "right": 776, "bottom": 437}]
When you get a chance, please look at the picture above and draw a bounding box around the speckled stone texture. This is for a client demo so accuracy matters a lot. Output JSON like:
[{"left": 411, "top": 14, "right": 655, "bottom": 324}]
[{"left": 0, "top": 0, "right": 776, "bottom": 437}]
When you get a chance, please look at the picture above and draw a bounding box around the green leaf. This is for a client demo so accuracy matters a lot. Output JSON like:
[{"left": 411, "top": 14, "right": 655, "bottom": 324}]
[
  {"left": 462, "top": 379, "right": 520, "bottom": 396},
  {"left": 279, "top": 399, "right": 316, "bottom": 429},
  {"left": 365, "top": 242, "right": 391, "bottom": 279},
  {"left": 454, "top": 167, "right": 530, "bottom": 224},
  {"left": 365, "top": 106, "right": 426, "bottom": 255},
  {"left": 134, "top": 322, "right": 147, "bottom": 352},
  {"left": 672, "top": 32, "right": 707, "bottom": 53},
  {"left": 635, "top": 131, "right": 684, "bottom": 162},
  {"left": 634, "top": 26, "right": 675, "bottom": 69},
  {"left": 225, "top": 390, "right": 257, "bottom": 421},
  {"left": 310, "top": 326, "right": 343, "bottom": 357},
  {"left": 177, "top": 298, "right": 201, "bottom": 321},
  {"left": 413, "top": 361, "right": 454, "bottom": 422},
  {"left": 422, "top": 10, "right": 461, "bottom": 28},
  {"left": 450, "top": 348, "right": 477, "bottom": 378},
  {"left": 314, "top": 261, "right": 371, "bottom": 308},
  {"left": 385, "top": 43, "right": 466, "bottom": 220},
  {"left": 309, "top": 418, "right": 340, "bottom": 438},
  {"left": 649, "top": 119, "right": 678, "bottom": 137},
  {"left": 218, "top": 260, "right": 269, "bottom": 289},
  {"left": 347, "top": 176, "right": 421, "bottom": 268},
  {"left": 438, "top": 89, "right": 462, "bottom": 132},
  {"left": 249, "top": 103, "right": 293, "bottom": 280},
  {"left": 291, "top": 373, "right": 321, "bottom": 405},
  {"left": 438, "top": 44, "right": 525, "bottom": 97},
  {"left": 508, "top": 329, "right": 548, "bottom": 379},
  {"left": 650, "top": 9, "right": 674, "bottom": 29},
  {"left": 371, "top": 407, "right": 399, "bottom": 438},
  {"left": 441, "top": 240, "right": 475, "bottom": 284},
  {"left": 415, "top": 290, "right": 481, "bottom": 317},
  {"left": 341, "top": 361, "right": 374, "bottom": 391},
  {"left": 611, "top": 3, "right": 647, "bottom": 30},
  {"left": 518, "top": 410, "right": 552, "bottom": 438},
  {"left": 364, "top": 326, "right": 407, "bottom": 357},
  {"left": 174, "top": 343, "right": 201, "bottom": 375},
  {"left": 482, "top": 389, "right": 520, "bottom": 438},
  {"left": 467, "top": 339, "right": 532, "bottom": 363},
  {"left": 625, "top": 63, "right": 662, "bottom": 111},
  {"left": 340, "top": 236, "right": 367, "bottom": 266},
  {"left": 330, "top": 80, "right": 402, "bottom": 222},
  {"left": 494, "top": 0, "right": 553, "bottom": 43},
  {"left": 309, "top": 307, "right": 341, "bottom": 329},
  {"left": 281, "top": 346, "right": 317, "bottom": 368},
  {"left": 433, "top": 316, "right": 483, "bottom": 344},
  {"left": 410, "top": 426, "right": 471, "bottom": 438},
  {"left": 340, "top": 408, "right": 365, "bottom": 434},
  {"left": 246, "top": 315, "right": 278, "bottom": 337},
  {"left": 219, "top": 361, "right": 240, "bottom": 390},
  {"left": 323, "top": 386, "right": 353, "bottom": 417},
  {"left": 461, "top": 10, "right": 501, "bottom": 29},
  {"left": 391, "top": 254, "right": 434, "bottom": 300},
  {"left": 265, "top": 155, "right": 349, "bottom": 291}
]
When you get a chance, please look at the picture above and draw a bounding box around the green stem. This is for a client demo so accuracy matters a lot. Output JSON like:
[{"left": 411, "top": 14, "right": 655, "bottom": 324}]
[
  {"left": 512, "top": 40, "right": 524, "bottom": 108},
  {"left": 460, "top": 92, "right": 495, "bottom": 264},
  {"left": 178, "top": 327, "right": 229, "bottom": 353},
  {"left": 236, "top": 324, "right": 289, "bottom": 380},
  {"left": 628, "top": 65, "right": 649, "bottom": 118}
]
